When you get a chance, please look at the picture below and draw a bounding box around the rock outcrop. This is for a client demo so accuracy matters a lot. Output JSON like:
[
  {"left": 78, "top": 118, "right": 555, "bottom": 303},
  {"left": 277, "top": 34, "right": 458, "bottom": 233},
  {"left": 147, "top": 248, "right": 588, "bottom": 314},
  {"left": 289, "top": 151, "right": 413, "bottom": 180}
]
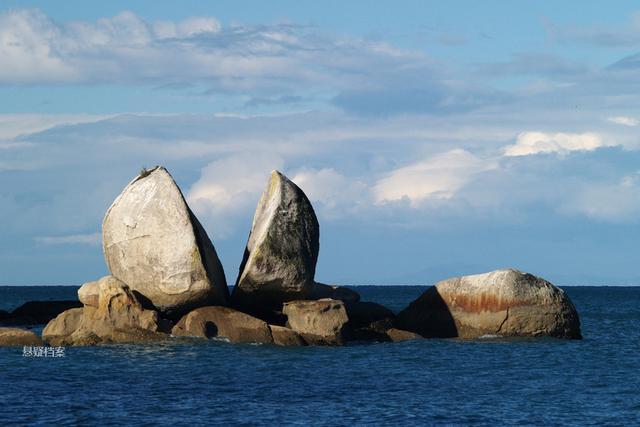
[
  {"left": 395, "top": 269, "right": 582, "bottom": 339},
  {"left": 103, "top": 166, "right": 228, "bottom": 317},
  {"left": 172, "top": 306, "right": 273, "bottom": 344},
  {"left": 232, "top": 171, "right": 360, "bottom": 320},
  {"left": 43, "top": 276, "right": 166, "bottom": 346},
  {"left": 282, "top": 299, "right": 349, "bottom": 345},
  {"left": 0, "top": 327, "right": 44, "bottom": 346}
]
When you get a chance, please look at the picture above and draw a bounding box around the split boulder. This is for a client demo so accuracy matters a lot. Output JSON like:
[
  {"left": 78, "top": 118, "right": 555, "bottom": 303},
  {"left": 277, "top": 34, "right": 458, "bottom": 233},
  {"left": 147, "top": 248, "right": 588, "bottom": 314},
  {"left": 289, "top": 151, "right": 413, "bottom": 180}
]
[
  {"left": 231, "top": 171, "right": 360, "bottom": 319},
  {"left": 103, "top": 166, "right": 229, "bottom": 317}
]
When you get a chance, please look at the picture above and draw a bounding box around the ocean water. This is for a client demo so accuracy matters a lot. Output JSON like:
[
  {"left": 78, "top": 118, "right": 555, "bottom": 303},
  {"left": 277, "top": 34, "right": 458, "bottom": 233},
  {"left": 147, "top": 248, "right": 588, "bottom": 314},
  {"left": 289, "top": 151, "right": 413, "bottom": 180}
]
[{"left": 1, "top": 286, "right": 639, "bottom": 426}]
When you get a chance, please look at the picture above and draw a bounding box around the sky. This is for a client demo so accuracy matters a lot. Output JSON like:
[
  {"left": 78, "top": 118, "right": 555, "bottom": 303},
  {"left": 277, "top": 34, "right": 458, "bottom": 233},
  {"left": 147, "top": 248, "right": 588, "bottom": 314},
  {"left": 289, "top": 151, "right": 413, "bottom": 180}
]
[{"left": 1, "top": 1, "right": 640, "bottom": 286}]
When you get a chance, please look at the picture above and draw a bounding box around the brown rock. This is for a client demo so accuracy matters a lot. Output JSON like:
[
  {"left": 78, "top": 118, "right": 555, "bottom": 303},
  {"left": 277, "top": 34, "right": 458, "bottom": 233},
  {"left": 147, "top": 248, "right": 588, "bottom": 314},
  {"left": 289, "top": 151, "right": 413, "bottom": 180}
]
[
  {"left": 269, "top": 325, "right": 306, "bottom": 346},
  {"left": 42, "top": 308, "right": 84, "bottom": 346},
  {"left": 395, "top": 269, "right": 582, "bottom": 339},
  {"left": 282, "top": 299, "right": 349, "bottom": 345},
  {"left": 42, "top": 276, "right": 166, "bottom": 346},
  {"left": 172, "top": 306, "right": 273, "bottom": 344},
  {"left": 0, "top": 327, "right": 43, "bottom": 346},
  {"left": 77, "top": 280, "right": 99, "bottom": 307},
  {"left": 386, "top": 328, "right": 423, "bottom": 342}
]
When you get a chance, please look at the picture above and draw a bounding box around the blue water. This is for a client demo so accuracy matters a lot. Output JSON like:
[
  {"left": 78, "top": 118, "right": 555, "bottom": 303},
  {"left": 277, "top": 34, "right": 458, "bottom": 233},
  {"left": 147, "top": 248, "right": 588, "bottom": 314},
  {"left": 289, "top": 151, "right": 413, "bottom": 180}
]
[{"left": 1, "top": 286, "right": 639, "bottom": 426}]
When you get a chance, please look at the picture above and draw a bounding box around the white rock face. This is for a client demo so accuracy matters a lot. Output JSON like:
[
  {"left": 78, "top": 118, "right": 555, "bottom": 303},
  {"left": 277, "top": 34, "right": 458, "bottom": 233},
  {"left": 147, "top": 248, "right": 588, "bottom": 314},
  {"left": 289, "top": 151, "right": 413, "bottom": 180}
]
[{"left": 103, "top": 167, "right": 228, "bottom": 315}]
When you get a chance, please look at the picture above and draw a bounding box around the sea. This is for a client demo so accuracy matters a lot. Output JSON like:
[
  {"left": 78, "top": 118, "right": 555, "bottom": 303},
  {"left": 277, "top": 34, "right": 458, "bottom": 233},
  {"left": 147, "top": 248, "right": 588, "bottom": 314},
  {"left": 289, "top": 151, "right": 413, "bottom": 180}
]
[{"left": 1, "top": 285, "right": 639, "bottom": 426}]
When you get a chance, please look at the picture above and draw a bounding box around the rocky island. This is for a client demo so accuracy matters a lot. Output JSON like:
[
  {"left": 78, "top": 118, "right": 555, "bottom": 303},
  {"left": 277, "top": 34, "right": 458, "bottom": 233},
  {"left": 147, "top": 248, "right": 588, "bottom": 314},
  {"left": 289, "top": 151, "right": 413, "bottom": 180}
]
[{"left": 0, "top": 166, "right": 582, "bottom": 347}]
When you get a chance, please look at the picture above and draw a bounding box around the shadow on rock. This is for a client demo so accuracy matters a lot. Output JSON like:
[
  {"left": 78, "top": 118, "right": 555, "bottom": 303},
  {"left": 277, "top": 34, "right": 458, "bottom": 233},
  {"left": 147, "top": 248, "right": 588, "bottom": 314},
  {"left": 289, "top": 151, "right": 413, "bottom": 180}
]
[{"left": 395, "top": 286, "right": 458, "bottom": 338}]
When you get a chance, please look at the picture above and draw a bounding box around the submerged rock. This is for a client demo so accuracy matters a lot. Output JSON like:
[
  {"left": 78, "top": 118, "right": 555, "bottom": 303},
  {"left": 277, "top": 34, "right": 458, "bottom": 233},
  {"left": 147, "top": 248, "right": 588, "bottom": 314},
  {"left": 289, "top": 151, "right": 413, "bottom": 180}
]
[
  {"left": 269, "top": 325, "right": 306, "bottom": 346},
  {"left": 282, "top": 299, "right": 349, "bottom": 345},
  {"left": 385, "top": 328, "right": 423, "bottom": 342},
  {"left": 172, "top": 306, "right": 273, "bottom": 344},
  {"left": 43, "top": 276, "right": 166, "bottom": 346},
  {"left": 103, "top": 166, "right": 229, "bottom": 316},
  {"left": 395, "top": 269, "right": 582, "bottom": 339},
  {"left": 232, "top": 171, "right": 360, "bottom": 319},
  {"left": 0, "top": 327, "right": 43, "bottom": 347}
]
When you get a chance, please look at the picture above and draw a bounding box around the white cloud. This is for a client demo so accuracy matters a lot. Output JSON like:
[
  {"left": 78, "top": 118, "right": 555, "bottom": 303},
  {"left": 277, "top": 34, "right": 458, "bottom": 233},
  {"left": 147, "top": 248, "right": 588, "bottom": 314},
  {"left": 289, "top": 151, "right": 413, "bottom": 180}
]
[
  {"left": 0, "top": 7, "right": 439, "bottom": 97},
  {"left": 504, "top": 131, "right": 610, "bottom": 157},
  {"left": 3, "top": 111, "right": 640, "bottom": 248},
  {"left": 0, "top": 9, "right": 77, "bottom": 82},
  {"left": 373, "top": 149, "right": 498, "bottom": 206},
  {"left": 608, "top": 116, "right": 639, "bottom": 127},
  {"left": 186, "top": 154, "right": 285, "bottom": 236},
  {"left": 153, "top": 16, "right": 220, "bottom": 39},
  {"left": 0, "top": 114, "right": 113, "bottom": 140},
  {"left": 562, "top": 172, "right": 640, "bottom": 222},
  {"left": 34, "top": 232, "right": 101, "bottom": 245},
  {"left": 290, "top": 168, "right": 368, "bottom": 217}
]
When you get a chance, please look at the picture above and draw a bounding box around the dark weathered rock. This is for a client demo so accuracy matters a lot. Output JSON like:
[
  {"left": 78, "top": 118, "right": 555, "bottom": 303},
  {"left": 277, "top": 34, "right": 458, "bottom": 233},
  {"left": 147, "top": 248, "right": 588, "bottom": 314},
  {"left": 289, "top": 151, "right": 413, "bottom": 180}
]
[
  {"left": 269, "top": 325, "right": 307, "bottom": 346},
  {"left": 282, "top": 299, "right": 349, "bottom": 345},
  {"left": 395, "top": 269, "right": 582, "bottom": 339},
  {"left": 0, "top": 327, "right": 44, "bottom": 347},
  {"left": 103, "top": 166, "right": 229, "bottom": 317},
  {"left": 230, "top": 171, "right": 362, "bottom": 322},
  {"left": 346, "top": 301, "right": 395, "bottom": 329},
  {"left": 0, "top": 310, "right": 8, "bottom": 321},
  {"left": 386, "top": 328, "right": 423, "bottom": 342},
  {"left": 343, "top": 301, "right": 395, "bottom": 341},
  {"left": 172, "top": 306, "right": 273, "bottom": 344},
  {"left": 2, "top": 300, "right": 82, "bottom": 325},
  {"left": 310, "top": 283, "right": 360, "bottom": 303},
  {"left": 42, "top": 276, "right": 166, "bottom": 346},
  {"left": 232, "top": 171, "right": 320, "bottom": 317}
]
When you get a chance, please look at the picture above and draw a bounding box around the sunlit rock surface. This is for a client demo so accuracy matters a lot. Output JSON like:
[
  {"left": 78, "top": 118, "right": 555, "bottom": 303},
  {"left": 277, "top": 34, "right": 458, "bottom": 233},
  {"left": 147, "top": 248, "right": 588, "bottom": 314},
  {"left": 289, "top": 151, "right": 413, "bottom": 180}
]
[
  {"left": 103, "top": 166, "right": 229, "bottom": 316},
  {"left": 396, "top": 269, "right": 581, "bottom": 339}
]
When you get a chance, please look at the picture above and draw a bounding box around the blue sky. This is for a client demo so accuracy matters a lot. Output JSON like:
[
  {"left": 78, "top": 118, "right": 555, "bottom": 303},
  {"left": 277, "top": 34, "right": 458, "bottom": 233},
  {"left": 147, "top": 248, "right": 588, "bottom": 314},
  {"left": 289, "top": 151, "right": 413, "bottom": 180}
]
[{"left": 1, "top": 1, "right": 640, "bottom": 285}]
